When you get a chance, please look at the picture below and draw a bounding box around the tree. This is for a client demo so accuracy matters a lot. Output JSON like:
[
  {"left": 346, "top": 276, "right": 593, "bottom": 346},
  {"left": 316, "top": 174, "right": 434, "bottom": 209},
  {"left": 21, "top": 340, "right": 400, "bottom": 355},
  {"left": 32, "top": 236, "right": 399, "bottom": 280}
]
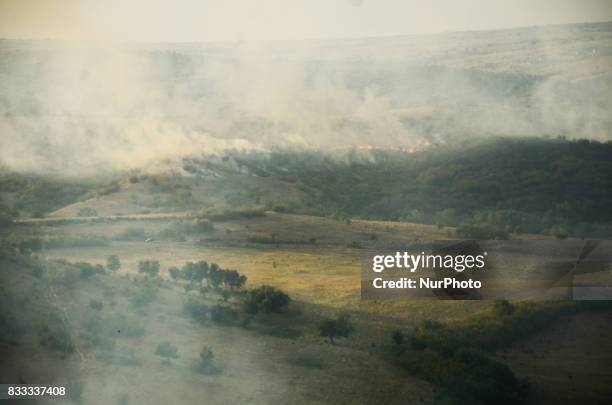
[
  {"left": 168, "top": 266, "right": 181, "bottom": 281},
  {"left": 391, "top": 330, "right": 404, "bottom": 345},
  {"left": 319, "top": 315, "right": 353, "bottom": 344},
  {"left": 181, "top": 262, "right": 196, "bottom": 281},
  {"left": 223, "top": 269, "right": 247, "bottom": 290},
  {"left": 208, "top": 263, "right": 224, "bottom": 289},
  {"left": 198, "top": 345, "right": 216, "bottom": 374},
  {"left": 138, "top": 260, "right": 160, "bottom": 277},
  {"left": 154, "top": 341, "right": 179, "bottom": 362},
  {"left": 243, "top": 286, "right": 290, "bottom": 314},
  {"left": 193, "top": 261, "right": 209, "bottom": 285},
  {"left": 221, "top": 290, "right": 230, "bottom": 302},
  {"left": 75, "top": 262, "right": 102, "bottom": 279},
  {"left": 106, "top": 255, "right": 121, "bottom": 272}
]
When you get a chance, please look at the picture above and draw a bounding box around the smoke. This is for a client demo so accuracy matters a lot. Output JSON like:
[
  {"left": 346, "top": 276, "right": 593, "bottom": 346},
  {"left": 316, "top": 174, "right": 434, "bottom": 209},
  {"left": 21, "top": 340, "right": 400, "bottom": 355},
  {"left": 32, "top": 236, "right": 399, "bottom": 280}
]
[{"left": 0, "top": 22, "right": 611, "bottom": 175}]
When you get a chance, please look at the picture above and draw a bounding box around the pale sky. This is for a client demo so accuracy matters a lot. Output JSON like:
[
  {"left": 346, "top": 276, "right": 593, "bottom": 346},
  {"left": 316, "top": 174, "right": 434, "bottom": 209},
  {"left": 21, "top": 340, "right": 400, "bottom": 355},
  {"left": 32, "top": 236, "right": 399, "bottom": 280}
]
[{"left": 0, "top": 0, "right": 611, "bottom": 42}]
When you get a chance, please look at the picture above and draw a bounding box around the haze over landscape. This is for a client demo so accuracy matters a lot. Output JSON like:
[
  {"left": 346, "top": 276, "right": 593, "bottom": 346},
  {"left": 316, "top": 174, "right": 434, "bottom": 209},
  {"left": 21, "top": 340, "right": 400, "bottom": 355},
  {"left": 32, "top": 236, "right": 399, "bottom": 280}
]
[{"left": 1, "top": 2, "right": 612, "bottom": 405}]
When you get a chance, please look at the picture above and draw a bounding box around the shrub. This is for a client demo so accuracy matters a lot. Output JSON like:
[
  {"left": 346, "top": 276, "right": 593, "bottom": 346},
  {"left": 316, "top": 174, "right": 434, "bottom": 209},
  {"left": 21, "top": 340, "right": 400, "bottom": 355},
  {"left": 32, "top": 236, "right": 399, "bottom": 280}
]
[
  {"left": 155, "top": 341, "right": 179, "bottom": 360},
  {"left": 318, "top": 315, "right": 353, "bottom": 344},
  {"left": 38, "top": 320, "right": 75, "bottom": 353},
  {"left": 210, "top": 305, "right": 239, "bottom": 325},
  {"left": 168, "top": 266, "right": 181, "bottom": 281},
  {"left": 198, "top": 345, "right": 217, "bottom": 374},
  {"left": 243, "top": 286, "right": 290, "bottom": 314},
  {"left": 75, "top": 262, "right": 104, "bottom": 279},
  {"left": 391, "top": 330, "right": 404, "bottom": 345},
  {"left": 138, "top": 260, "right": 160, "bottom": 278},
  {"left": 106, "top": 255, "right": 121, "bottom": 272},
  {"left": 183, "top": 298, "right": 209, "bottom": 323}
]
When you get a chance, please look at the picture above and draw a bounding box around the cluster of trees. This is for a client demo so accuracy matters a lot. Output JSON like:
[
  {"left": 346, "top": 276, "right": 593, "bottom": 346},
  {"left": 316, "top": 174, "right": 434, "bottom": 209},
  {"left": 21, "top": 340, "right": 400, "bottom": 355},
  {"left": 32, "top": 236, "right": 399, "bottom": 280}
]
[
  {"left": 235, "top": 137, "right": 612, "bottom": 238},
  {"left": 389, "top": 300, "right": 612, "bottom": 403},
  {"left": 168, "top": 261, "right": 247, "bottom": 291},
  {"left": 243, "top": 286, "right": 290, "bottom": 314},
  {"left": 0, "top": 170, "right": 92, "bottom": 217}
]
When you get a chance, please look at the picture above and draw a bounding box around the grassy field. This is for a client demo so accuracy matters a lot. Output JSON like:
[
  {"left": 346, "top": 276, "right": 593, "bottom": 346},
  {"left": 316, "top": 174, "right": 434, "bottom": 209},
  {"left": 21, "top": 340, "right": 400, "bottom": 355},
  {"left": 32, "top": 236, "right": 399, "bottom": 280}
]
[{"left": 2, "top": 210, "right": 611, "bottom": 404}]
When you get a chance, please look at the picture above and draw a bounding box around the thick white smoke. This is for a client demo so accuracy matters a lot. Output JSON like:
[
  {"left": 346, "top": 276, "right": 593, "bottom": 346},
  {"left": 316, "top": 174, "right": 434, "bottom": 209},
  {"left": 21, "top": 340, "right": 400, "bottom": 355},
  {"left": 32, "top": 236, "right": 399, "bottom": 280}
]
[{"left": 0, "top": 23, "right": 611, "bottom": 175}]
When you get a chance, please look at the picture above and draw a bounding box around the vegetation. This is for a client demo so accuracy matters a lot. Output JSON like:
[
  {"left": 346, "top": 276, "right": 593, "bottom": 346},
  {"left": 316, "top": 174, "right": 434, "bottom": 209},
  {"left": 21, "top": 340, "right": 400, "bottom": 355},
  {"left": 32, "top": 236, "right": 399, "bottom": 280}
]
[
  {"left": 198, "top": 345, "right": 217, "bottom": 374},
  {"left": 154, "top": 341, "right": 179, "bottom": 361},
  {"left": 210, "top": 305, "right": 239, "bottom": 326},
  {"left": 236, "top": 138, "right": 612, "bottom": 237},
  {"left": 138, "top": 260, "right": 160, "bottom": 278},
  {"left": 318, "top": 315, "right": 353, "bottom": 344},
  {"left": 243, "top": 286, "right": 290, "bottom": 314},
  {"left": 106, "top": 255, "right": 121, "bottom": 272}
]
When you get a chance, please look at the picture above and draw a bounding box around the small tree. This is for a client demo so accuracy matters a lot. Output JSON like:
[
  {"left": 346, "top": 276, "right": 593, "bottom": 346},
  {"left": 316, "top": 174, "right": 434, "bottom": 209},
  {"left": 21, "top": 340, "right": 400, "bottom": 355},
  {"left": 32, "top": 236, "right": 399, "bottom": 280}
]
[
  {"left": 391, "top": 330, "right": 404, "bottom": 345},
  {"left": 168, "top": 266, "right": 181, "bottom": 281},
  {"left": 198, "top": 345, "right": 216, "bottom": 374},
  {"left": 208, "top": 263, "right": 223, "bottom": 289},
  {"left": 243, "top": 286, "right": 290, "bottom": 314},
  {"left": 154, "top": 341, "right": 179, "bottom": 362},
  {"left": 221, "top": 290, "right": 230, "bottom": 302},
  {"left": 106, "top": 255, "right": 121, "bottom": 272},
  {"left": 193, "top": 261, "right": 209, "bottom": 285},
  {"left": 223, "top": 269, "right": 247, "bottom": 290},
  {"left": 319, "top": 315, "right": 353, "bottom": 344},
  {"left": 138, "top": 260, "right": 160, "bottom": 278}
]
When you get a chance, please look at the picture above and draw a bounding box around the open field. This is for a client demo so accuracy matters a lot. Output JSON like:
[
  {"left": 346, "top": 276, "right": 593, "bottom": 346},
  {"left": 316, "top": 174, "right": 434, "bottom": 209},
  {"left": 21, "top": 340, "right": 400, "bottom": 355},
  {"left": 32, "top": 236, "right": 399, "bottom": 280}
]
[{"left": 3, "top": 208, "right": 612, "bottom": 404}]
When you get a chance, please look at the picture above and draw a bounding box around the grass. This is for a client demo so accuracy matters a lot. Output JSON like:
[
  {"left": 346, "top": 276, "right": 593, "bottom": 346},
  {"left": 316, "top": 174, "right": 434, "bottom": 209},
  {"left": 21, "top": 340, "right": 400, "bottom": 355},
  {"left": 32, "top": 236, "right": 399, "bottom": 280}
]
[{"left": 4, "top": 211, "right": 610, "bottom": 404}]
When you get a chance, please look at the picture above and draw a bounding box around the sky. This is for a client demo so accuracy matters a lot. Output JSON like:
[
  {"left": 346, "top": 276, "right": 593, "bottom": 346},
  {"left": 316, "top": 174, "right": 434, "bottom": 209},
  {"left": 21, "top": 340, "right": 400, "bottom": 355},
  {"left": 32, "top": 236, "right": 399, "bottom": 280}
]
[{"left": 0, "top": 0, "right": 611, "bottom": 42}]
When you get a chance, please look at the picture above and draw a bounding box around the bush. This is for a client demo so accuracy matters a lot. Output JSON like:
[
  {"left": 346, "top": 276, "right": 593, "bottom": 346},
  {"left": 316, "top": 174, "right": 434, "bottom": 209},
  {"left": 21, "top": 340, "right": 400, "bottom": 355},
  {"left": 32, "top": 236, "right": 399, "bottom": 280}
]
[
  {"left": 198, "top": 345, "right": 217, "bottom": 374},
  {"left": 38, "top": 318, "right": 75, "bottom": 353},
  {"left": 183, "top": 298, "right": 209, "bottom": 323},
  {"left": 106, "top": 255, "right": 121, "bottom": 272},
  {"left": 138, "top": 260, "right": 160, "bottom": 277},
  {"left": 155, "top": 341, "right": 179, "bottom": 360},
  {"left": 168, "top": 266, "right": 181, "bottom": 280},
  {"left": 210, "top": 305, "right": 239, "bottom": 326},
  {"left": 75, "top": 262, "right": 104, "bottom": 279},
  {"left": 319, "top": 315, "right": 353, "bottom": 344},
  {"left": 243, "top": 286, "right": 290, "bottom": 314},
  {"left": 391, "top": 330, "right": 404, "bottom": 345},
  {"left": 396, "top": 348, "right": 526, "bottom": 404}
]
